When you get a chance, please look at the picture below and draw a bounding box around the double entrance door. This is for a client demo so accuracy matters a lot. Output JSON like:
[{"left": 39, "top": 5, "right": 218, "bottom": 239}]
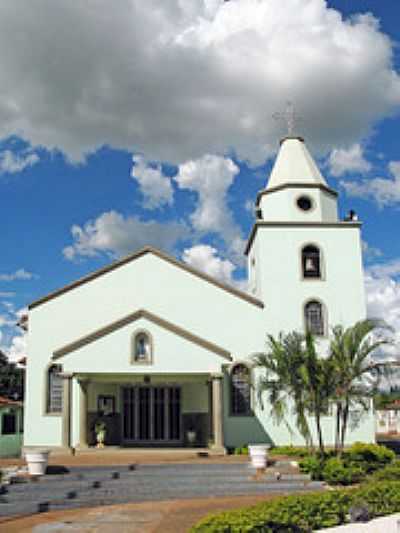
[{"left": 122, "top": 386, "right": 181, "bottom": 445}]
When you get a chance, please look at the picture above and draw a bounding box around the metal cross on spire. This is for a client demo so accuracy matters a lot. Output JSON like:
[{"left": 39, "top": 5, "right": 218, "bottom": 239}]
[{"left": 273, "top": 101, "right": 302, "bottom": 136}]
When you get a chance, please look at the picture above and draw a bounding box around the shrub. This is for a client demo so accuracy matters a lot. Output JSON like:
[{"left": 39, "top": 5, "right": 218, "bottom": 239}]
[
  {"left": 191, "top": 481, "right": 400, "bottom": 532},
  {"left": 370, "top": 460, "right": 400, "bottom": 482},
  {"left": 233, "top": 446, "right": 249, "bottom": 456},
  {"left": 322, "top": 457, "right": 364, "bottom": 486},
  {"left": 343, "top": 442, "right": 395, "bottom": 473},
  {"left": 269, "top": 446, "right": 310, "bottom": 458},
  {"left": 299, "top": 456, "right": 325, "bottom": 480}
]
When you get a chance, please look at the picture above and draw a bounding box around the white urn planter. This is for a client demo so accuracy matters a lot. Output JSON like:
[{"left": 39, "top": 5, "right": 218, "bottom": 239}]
[
  {"left": 25, "top": 450, "right": 50, "bottom": 477},
  {"left": 248, "top": 444, "right": 269, "bottom": 469}
]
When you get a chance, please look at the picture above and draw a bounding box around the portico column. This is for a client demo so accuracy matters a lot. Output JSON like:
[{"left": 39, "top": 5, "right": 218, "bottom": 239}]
[
  {"left": 61, "top": 373, "right": 72, "bottom": 450},
  {"left": 78, "top": 379, "right": 89, "bottom": 448},
  {"left": 211, "top": 373, "right": 225, "bottom": 453}
]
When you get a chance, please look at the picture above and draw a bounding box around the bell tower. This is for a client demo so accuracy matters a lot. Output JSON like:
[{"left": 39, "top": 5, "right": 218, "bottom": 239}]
[{"left": 246, "top": 135, "right": 366, "bottom": 338}]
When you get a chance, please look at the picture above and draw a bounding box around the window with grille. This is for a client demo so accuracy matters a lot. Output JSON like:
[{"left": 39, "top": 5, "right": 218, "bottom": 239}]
[
  {"left": 47, "top": 364, "right": 63, "bottom": 413},
  {"left": 302, "top": 245, "right": 321, "bottom": 279},
  {"left": 304, "top": 300, "right": 324, "bottom": 336},
  {"left": 231, "top": 364, "right": 251, "bottom": 415}
]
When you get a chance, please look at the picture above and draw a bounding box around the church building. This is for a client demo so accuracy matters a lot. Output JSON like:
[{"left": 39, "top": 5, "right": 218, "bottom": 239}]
[{"left": 23, "top": 136, "right": 375, "bottom": 453}]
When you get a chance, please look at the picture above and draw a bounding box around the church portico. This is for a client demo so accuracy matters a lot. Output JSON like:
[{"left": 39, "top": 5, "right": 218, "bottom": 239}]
[{"left": 68, "top": 373, "right": 222, "bottom": 451}]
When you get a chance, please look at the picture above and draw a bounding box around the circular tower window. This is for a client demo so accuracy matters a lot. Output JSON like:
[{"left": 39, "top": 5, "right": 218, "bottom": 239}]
[{"left": 296, "top": 195, "right": 313, "bottom": 211}]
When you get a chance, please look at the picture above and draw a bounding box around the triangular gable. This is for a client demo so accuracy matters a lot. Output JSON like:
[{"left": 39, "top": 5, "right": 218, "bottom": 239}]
[
  {"left": 52, "top": 308, "right": 232, "bottom": 361},
  {"left": 30, "top": 247, "right": 264, "bottom": 310}
]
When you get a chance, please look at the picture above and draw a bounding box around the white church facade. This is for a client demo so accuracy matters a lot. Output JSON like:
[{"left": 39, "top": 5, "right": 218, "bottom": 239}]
[{"left": 23, "top": 136, "right": 375, "bottom": 452}]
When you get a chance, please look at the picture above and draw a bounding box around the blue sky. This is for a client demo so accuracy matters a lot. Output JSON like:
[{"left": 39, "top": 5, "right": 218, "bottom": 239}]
[{"left": 1, "top": 0, "right": 400, "bottom": 360}]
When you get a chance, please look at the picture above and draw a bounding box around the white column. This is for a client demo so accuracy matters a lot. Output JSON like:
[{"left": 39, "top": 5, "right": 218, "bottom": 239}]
[
  {"left": 210, "top": 373, "right": 225, "bottom": 454},
  {"left": 61, "top": 373, "right": 73, "bottom": 450},
  {"left": 78, "top": 379, "right": 89, "bottom": 448}
]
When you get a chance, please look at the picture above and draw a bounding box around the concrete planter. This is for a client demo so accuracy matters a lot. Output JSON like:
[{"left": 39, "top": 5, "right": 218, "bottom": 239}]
[
  {"left": 248, "top": 444, "right": 269, "bottom": 469},
  {"left": 25, "top": 450, "right": 50, "bottom": 476}
]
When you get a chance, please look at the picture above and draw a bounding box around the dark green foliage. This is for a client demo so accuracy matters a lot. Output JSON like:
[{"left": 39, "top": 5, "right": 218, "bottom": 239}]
[
  {"left": 299, "top": 443, "right": 395, "bottom": 485},
  {"left": 370, "top": 460, "right": 400, "bottom": 482},
  {"left": 322, "top": 457, "right": 364, "bottom": 485},
  {"left": 191, "top": 481, "right": 400, "bottom": 532},
  {"left": 299, "top": 456, "right": 325, "bottom": 480},
  {"left": 343, "top": 442, "right": 395, "bottom": 473},
  {"left": 0, "top": 350, "right": 24, "bottom": 400}
]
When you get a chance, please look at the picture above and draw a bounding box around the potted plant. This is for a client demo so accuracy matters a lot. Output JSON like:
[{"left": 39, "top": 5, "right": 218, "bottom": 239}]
[
  {"left": 186, "top": 426, "right": 197, "bottom": 445},
  {"left": 94, "top": 421, "right": 106, "bottom": 448}
]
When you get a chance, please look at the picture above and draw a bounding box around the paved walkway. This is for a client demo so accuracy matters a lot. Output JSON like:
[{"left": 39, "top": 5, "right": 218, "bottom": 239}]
[{"left": 0, "top": 493, "right": 284, "bottom": 533}]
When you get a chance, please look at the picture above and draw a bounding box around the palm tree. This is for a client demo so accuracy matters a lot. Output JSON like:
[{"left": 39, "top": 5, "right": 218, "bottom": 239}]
[
  {"left": 253, "top": 331, "right": 335, "bottom": 455},
  {"left": 253, "top": 332, "right": 313, "bottom": 448},
  {"left": 329, "top": 319, "right": 394, "bottom": 452}
]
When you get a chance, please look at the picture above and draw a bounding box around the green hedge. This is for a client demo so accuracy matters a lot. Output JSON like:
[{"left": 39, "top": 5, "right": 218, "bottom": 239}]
[
  {"left": 269, "top": 446, "right": 310, "bottom": 457},
  {"left": 370, "top": 460, "right": 400, "bottom": 482},
  {"left": 191, "top": 481, "right": 400, "bottom": 532}
]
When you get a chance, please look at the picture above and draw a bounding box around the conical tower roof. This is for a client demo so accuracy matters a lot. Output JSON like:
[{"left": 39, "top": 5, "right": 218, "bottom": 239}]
[{"left": 266, "top": 137, "right": 327, "bottom": 190}]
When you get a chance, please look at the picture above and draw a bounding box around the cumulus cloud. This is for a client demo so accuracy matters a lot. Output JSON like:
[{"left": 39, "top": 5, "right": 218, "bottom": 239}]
[
  {"left": 0, "top": 269, "right": 34, "bottom": 281},
  {"left": 63, "top": 210, "right": 189, "bottom": 260},
  {"left": 131, "top": 155, "right": 174, "bottom": 209},
  {"left": 0, "top": 1, "right": 398, "bottom": 163},
  {"left": 174, "top": 154, "right": 245, "bottom": 260},
  {"left": 182, "top": 243, "right": 248, "bottom": 290},
  {"left": 343, "top": 161, "right": 400, "bottom": 207},
  {"left": 365, "top": 261, "right": 400, "bottom": 367},
  {"left": 0, "top": 149, "right": 39, "bottom": 174},
  {"left": 329, "top": 144, "right": 371, "bottom": 177}
]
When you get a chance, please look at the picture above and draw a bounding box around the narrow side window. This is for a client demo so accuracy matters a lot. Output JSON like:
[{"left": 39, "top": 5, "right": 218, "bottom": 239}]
[
  {"left": 304, "top": 300, "right": 325, "bottom": 336},
  {"left": 231, "top": 364, "right": 252, "bottom": 415},
  {"left": 47, "top": 364, "right": 63, "bottom": 413}
]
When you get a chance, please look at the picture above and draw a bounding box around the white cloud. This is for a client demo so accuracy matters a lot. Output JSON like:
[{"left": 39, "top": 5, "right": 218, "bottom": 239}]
[
  {"left": 0, "top": 1, "right": 398, "bottom": 163},
  {"left": 131, "top": 155, "right": 174, "bottom": 209},
  {"left": 0, "top": 306, "right": 28, "bottom": 362},
  {"left": 174, "top": 154, "right": 245, "bottom": 260},
  {"left": 0, "top": 292, "right": 15, "bottom": 298},
  {"left": 0, "top": 149, "right": 39, "bottom": 174},
  {"left": 63, "top": 210, "right": 189, "bottom": 260},
  {"left": 4, "top": 333, "right": 27, "bottom": 363},
  {"left": 0, "top": 268, "right": 34, "bottom": 281},
  {"left": 329, "top": 144, "right": 371, "bottom": 177},
  {"left": 182, "top": 244, "right": 236, "bottom": 284},
  {"left": 365, "top": 262, "right": 400, "bottom": 367},
  {"left": 362, "top": 240, "right": 383, "bottom": 261},
  {"left": 343, "top": 161, "right": 400, "bottom": 207}
]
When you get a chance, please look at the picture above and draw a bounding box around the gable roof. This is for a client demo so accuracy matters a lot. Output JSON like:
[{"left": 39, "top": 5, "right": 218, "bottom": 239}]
[
  {"left": 52, "top": 308, "right": 232, "bottom": 361},
  {"left": 29, "top": 247, "right": 264, "bottom": 310}
]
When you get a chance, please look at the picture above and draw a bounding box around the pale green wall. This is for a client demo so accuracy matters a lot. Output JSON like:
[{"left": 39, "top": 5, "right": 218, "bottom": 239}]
[{"left": 0, "top": 406, "right": 23, "bottom": 458}]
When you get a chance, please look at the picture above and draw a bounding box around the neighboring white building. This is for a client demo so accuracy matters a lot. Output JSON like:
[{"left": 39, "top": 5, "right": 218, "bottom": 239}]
[{"left": 24, "top": 136, "right": 375, "bottom": 452}]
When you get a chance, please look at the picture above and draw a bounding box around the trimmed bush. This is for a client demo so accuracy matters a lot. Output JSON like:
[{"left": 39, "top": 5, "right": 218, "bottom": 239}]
[
  {"left": 370, "top": 460, "right": 400, "bottom": 482},
  {"left": 343, "top": 442, "right": 395, "bottom": 474},
  {"left": 299, "top": 456, "right": 325, "bottom": 480},
  {"left": 322, "top": 457, "right": 364, "bottom": 486},
  {"left": 191, "top": 481, "right": 400, "bottom": 532},
  {"left": 233, "top": 446, "right": 249, "bottom": 456},
  {"left": 269, "top": 446, "right": 310, "bottom": 457}
]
